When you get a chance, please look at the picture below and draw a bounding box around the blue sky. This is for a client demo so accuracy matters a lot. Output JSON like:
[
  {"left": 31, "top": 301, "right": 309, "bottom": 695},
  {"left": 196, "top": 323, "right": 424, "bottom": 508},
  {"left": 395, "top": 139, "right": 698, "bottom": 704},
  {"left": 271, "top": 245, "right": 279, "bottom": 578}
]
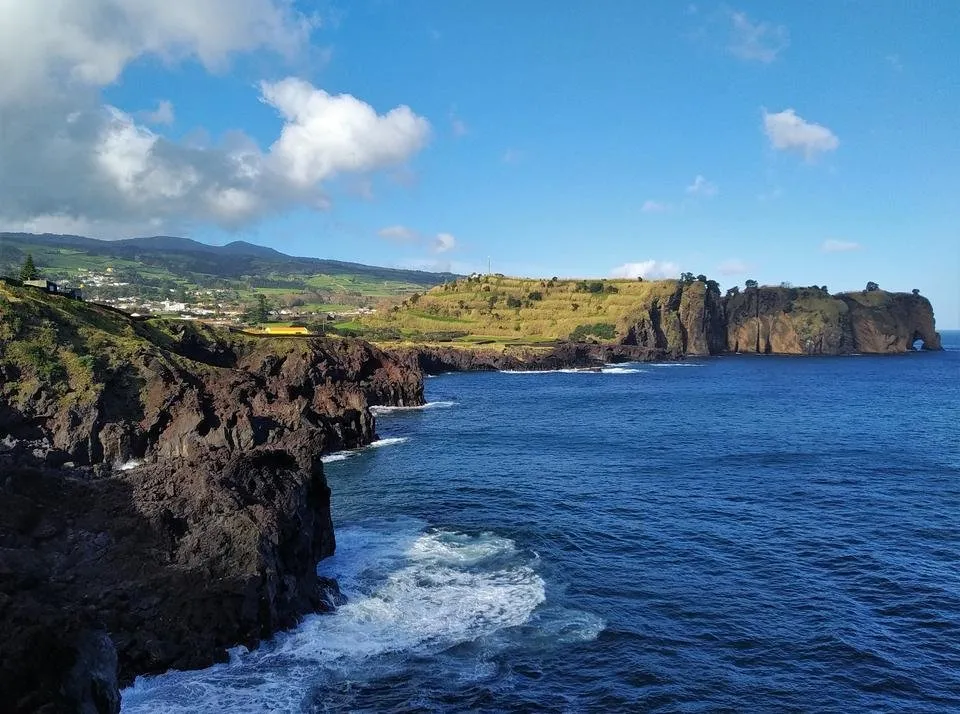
[{"left": 2, "top": 1, "right": 958, "bottom": 326}]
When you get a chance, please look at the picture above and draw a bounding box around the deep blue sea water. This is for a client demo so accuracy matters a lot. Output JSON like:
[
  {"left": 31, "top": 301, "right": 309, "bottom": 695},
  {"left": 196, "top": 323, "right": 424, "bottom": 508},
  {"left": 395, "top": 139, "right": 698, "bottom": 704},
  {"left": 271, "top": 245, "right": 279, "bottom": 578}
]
[{"left": 124, "top": 332, "right": 960, "bottom": 713}]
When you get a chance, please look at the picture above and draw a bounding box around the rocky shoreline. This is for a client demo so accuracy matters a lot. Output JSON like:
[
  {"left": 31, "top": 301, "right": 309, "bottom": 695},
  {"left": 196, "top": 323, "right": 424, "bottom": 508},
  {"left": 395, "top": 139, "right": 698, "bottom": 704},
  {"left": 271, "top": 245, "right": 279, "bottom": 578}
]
[{"left": 0, "top": 284, "right": 424, "bottom": 712}]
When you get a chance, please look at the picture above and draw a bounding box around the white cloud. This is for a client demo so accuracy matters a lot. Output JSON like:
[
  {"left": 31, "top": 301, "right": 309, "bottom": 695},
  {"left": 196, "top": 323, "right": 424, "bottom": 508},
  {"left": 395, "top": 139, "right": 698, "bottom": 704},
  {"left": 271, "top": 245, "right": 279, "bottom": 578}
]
[
  {"left": 261, "top": 78, "right": 431, "bottom": 188},
  {"left": 728, "top": 11, "right": 789, "bottom": 63},
  {"left": 0, "top": 1, "right": 432, "bottom": 235},
  {"left": 686, "top": 175, "right": 718, "bottom": 197},
  {"left": 142, "top": 99, "right": 175, "bottom": 125},
  {"left": 821, "top": 239, "right": 861, "bottom": 253},
  {"left": 433, "top": 233, "right": 456, "bottom": 253},
  {"left": 763, "top": 108, "right": 839, "bottom": 160},
  {"left": 641, "top": 200, "right": 671, "bottom": 213},
  {"left": 718, "top": 258, "right": 750, "bottom": 276},
  {"left": 610, "top": 260, "right": 680, "bottom": 280},
  {"left": 0, "top": 0, "right": 317, "bottom": 106},
  {"left": 378, "top": 225, "right": 418, "bottom": 243}
]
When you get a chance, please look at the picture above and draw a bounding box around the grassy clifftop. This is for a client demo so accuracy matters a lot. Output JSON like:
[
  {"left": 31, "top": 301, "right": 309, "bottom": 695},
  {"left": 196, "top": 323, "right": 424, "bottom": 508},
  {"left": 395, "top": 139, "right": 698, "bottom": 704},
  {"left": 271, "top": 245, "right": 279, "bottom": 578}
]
[{"left": 351, "top": 275, "right": 689, "bottom": 345}]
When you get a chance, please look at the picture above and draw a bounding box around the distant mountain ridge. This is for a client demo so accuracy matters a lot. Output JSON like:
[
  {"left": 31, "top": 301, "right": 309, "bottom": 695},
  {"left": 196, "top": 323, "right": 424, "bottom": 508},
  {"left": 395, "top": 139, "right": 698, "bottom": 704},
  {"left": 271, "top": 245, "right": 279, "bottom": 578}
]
[{"left": 0, "top": 232, "right": 458, "bottom": 287}]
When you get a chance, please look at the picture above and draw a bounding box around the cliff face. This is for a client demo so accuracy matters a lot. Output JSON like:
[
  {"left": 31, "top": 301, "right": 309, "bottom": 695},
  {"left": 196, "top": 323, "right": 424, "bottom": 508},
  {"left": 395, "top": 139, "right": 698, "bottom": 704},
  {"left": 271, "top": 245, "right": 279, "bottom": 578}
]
[
  {"left": 620, "top": 281, "right": 726, "bottom": 357},
  {"left": 0, "top": 282, "right": 423, "bottom": 712},
  {"left": 840, "top": 292, "right": 942, "bottom": 352},
  {"left": 723, "top": 287, "right": 941, "bottom": 355}
]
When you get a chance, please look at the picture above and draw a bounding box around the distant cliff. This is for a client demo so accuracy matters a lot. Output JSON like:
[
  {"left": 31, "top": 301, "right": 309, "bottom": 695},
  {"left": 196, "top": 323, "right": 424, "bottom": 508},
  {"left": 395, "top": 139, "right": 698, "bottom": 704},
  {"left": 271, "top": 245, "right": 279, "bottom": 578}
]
[
  {"left": 724, "top": 287, "right": 941, "bottom": 355},
  {"left": 624, "top": 283, "right": 941, "bottom": 356},
  {"left": 352, "top": 275, "right": 940, "bottom": 357}
]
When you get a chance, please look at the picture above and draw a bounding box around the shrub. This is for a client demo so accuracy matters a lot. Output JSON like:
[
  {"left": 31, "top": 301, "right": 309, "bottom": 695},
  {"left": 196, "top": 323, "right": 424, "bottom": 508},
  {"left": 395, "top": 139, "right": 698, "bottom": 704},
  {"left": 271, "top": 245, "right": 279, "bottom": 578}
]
[
  {"left": 528, "top": 291, "right": 543, "bottom": 301},
  {"left": 569, "top": 322, "right": 616, "bottom": 342}
]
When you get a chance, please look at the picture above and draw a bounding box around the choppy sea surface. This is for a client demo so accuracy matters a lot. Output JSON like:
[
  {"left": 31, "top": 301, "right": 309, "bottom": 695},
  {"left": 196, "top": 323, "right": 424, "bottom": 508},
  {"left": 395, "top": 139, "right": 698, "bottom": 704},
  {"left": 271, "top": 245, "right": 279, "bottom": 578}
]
[{"left": 124, "top": 332, "right": 960, "bottom": 712}]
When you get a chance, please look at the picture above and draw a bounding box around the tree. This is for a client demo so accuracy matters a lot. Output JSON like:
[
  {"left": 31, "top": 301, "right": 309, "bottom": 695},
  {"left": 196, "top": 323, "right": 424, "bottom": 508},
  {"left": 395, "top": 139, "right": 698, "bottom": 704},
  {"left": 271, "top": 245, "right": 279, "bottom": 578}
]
[
  {"left": 726, "top": 286, "right": 740, "bottom": 297},
  {"left": 745, "top": 279, "right": 758, "bottom": 289},
  {"left": 821, "top": 285, "right": 829, "bottom": 293},
  {"left": 696, "top": 274, "right": 708, "bottom": 283},
  {"left": 20, "top": 254, "right": 39, "bottom": 281},
  {"left": 679, "top": 272, "right": 696, "bottom": 285},
  {"left": 865, "top": 281, "right": 880, "bottom": 292},
  {"left": 912, "top": 288, "right": 920, "bottom": 296},
  {"left": 250, "top": 293, "right": 270, "bottom": 324}
]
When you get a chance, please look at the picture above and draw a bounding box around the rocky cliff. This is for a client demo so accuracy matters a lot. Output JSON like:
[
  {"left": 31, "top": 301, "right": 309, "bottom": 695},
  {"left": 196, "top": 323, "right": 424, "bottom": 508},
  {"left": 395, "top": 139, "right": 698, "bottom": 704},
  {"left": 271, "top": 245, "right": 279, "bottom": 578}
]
[
  {"left": 724, "top": 287, "right": 942, "bottom": 355},
  {"left": 0, "top": 281, "right": 423, "bottom": 712},
  {"left": 619, "top": 280, "right": 726, "bottom": 357}
]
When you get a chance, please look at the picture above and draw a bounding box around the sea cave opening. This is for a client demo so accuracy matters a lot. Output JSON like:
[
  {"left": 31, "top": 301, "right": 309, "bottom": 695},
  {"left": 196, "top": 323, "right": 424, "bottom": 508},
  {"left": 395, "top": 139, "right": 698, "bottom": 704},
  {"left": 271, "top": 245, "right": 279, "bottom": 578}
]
[{"left": 912, "top": 335, "right": 926, "bottom": 351}]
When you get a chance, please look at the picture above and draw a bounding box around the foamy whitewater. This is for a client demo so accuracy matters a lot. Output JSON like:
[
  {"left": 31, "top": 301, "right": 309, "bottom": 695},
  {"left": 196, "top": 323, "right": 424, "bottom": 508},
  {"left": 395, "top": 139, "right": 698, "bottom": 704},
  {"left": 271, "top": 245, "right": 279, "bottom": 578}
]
[{"left": 121, "top": 519, "right": 601, "bottom": 713}]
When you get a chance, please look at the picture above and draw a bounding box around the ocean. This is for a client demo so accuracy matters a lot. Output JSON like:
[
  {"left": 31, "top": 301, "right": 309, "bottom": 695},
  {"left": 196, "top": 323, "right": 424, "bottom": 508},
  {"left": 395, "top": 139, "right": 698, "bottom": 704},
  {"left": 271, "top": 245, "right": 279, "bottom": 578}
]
[{"left": 123, "top": 331, "right": 960, "bottom": 713}]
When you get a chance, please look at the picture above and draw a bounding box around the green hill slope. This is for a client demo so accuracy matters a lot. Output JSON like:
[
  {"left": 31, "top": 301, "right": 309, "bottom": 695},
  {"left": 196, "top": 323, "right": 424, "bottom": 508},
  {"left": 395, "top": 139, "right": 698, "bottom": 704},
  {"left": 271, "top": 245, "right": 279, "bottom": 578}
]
[{"left": 0, "top": 232, "right": 457, "bottom": 313}]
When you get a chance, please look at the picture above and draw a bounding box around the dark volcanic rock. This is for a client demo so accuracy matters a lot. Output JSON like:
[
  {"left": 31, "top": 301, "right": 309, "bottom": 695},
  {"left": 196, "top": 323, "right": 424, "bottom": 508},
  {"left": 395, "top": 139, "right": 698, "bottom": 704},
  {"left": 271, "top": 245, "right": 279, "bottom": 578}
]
[
  {"left": 0, "top": 287, "right": 424, "bottom": 711},
  {"left": 404, "top": 342, "right": 669, "bottom": 375},
  {"left": 0, "top": 445, "right": 336, "bottom": 711}
]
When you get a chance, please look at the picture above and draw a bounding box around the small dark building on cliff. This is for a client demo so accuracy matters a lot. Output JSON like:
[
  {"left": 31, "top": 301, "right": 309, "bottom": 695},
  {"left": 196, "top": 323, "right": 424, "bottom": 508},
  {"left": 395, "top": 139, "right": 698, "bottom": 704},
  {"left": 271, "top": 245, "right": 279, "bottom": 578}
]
[{"left": 22, "top": 278, "right": 82, "bottom": 300}]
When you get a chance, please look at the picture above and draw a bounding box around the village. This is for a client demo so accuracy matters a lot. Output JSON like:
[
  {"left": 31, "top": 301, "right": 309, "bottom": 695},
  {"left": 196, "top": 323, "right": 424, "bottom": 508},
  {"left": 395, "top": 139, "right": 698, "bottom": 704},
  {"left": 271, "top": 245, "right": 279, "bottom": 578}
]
[{"left": 11, "top": 257, "right": 378, "bottom": 335}]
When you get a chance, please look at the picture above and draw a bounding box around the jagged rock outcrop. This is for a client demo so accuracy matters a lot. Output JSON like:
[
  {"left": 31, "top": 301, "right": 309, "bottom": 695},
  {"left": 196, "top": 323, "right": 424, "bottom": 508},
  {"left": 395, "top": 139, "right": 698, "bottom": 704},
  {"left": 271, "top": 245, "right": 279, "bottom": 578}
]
[
  {"left": 840, "top": 292, "right": 942, "bottom": 352},
  {"left": 0, "top": 282, "right": 422, "bottom": 712},
  {"left": 405, "top": 343, "right": 669, "bottom": 374},
  {"left": 724, "top": 287, "right": 941, "bottom": 355}
]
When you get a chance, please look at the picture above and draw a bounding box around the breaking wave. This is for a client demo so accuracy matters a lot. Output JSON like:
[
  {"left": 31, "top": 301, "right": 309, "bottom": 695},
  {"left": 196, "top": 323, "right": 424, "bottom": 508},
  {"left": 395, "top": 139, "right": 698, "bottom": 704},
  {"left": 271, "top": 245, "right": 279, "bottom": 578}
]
[
  {"left": 120, "top": 520, "right": 557, "bottom": 713},
  {"left": 321, "top": 437, "right": 410, "bottom": 464}
]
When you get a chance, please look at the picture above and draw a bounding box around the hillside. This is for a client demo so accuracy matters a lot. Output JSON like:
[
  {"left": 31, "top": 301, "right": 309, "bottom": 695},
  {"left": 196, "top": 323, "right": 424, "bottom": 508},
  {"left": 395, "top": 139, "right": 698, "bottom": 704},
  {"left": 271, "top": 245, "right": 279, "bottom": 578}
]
[
  {"left": 351, "top": 275, "right": 695, "bottom": 344},
  {"left": 347, "top": 275, "right": 942, "bottom": 355},
  {"left": 0, "top": 232, "right": 457, "bottom": 317}
]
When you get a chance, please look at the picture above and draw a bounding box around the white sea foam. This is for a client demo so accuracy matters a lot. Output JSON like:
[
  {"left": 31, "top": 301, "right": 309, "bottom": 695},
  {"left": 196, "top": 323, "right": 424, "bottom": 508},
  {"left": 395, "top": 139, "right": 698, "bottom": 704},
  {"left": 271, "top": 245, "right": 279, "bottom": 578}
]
[
  {"left": 500, "top": 366, "right": 642, "bottom": 375},
  {"left": 370, "top": 401, "right": 457, "bottom": 415},
  {"left": 321, "top": 437, "right": 410, "bottom": 464},
  {"left": 120, "top": 520, "right": 547, "bottom": 713},
  {"left": 117, "top": 460, "right": 142, "bottom": 471},
  {"left": 648, "top": 362, "right": 704, "bottom": 368},
  {"left": 369, "top": 437, "right": 409, "bottom": 448},
  {"left": 500, "top": 368, "right": 599, "bottom": 374}
]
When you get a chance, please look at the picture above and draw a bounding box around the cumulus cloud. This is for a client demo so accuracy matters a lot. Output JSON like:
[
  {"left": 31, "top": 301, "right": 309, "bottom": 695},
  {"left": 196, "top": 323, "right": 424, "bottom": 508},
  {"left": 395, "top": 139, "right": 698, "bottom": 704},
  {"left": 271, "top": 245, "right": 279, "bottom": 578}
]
[
  {"left": 0, "top": 0, "right": 431, "bottom": 235},
  {"left": 0, "top": 0, "right": 317, "bottom": 106},
  {"left": 610, "top": 261, "right": 680, "bottom": 280},
  {"left": 433, "top": 233, "right": 456, "bottom": 253},
  {"left": 728, "top": 11, "right": 789, "bottom": 63},
  {"left": 718, "top": 258, "right": 750, "bottom": 276},
  {"left": 142, "top": 99, "right": 175, "bottom": 125},
  {"left": 260, "top": 78, "right": 430, "bottom": 188},
  {"left": 763, "top": 108, "right": 839, "bottom": 160},
  {"left": 686, "top": 175, "right": 718, "bottom": 197},
  {"left": 641, "top": 200, "right": 671, "bottom": 213},
  {"left": 821, "top": 239, "right": 861, "bottom": 253}
]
